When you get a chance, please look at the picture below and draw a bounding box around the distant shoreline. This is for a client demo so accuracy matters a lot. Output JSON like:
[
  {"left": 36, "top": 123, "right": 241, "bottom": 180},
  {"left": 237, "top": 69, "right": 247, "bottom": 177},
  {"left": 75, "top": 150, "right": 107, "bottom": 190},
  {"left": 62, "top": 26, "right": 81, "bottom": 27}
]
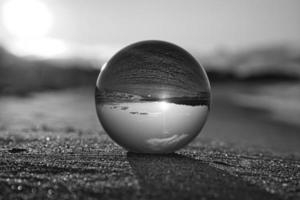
[{"left": 95, "top": 95, "right": 210, "bottom": 106}]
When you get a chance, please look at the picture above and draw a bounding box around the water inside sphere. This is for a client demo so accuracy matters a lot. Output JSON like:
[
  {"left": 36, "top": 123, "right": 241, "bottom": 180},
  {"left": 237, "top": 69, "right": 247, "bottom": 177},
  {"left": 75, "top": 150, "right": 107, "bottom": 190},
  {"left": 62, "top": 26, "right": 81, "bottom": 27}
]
[{"left": 95, "top": 40, "right": 211, "bottom": 153}]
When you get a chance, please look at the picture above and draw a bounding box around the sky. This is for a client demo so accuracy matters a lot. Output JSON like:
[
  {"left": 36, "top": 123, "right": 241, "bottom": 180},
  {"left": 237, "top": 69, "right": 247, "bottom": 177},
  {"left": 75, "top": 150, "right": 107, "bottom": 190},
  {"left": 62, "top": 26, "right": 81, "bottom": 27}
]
[{"left": 0, "top": 0, "right": 300, "bottom": 59}]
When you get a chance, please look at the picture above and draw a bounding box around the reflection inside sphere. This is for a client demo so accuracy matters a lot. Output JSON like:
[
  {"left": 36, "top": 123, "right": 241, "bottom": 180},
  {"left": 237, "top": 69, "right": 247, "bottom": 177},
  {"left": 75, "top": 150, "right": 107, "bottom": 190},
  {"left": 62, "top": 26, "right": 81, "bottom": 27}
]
[{"left": 95, "top": 40, "right": 211, "bottom": 153}]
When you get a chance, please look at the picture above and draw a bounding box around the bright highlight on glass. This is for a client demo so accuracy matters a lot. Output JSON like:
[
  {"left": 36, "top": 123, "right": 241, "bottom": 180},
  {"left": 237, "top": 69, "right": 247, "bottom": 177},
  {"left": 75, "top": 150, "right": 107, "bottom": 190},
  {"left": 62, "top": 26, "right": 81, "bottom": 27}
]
[
  {"left": 159, "top": 101, "right": 169, "bottom": 111},
  {"left": 95, "top": 40, "right": 211, "bottom": 153}
]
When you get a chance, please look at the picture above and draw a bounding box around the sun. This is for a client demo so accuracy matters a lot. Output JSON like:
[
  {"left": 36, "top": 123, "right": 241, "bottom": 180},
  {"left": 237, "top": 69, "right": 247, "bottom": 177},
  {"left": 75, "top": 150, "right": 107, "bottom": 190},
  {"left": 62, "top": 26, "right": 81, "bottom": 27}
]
[
  {"left": 2, "top": 0, "right": 53, "bottom": 38},
  {"left": 1, "top": 0, "right": 67, "bottom": 58}
]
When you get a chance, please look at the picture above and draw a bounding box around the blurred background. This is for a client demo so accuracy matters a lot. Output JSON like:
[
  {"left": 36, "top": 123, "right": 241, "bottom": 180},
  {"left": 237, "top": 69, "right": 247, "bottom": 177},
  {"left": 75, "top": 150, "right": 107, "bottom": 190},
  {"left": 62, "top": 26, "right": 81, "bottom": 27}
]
[{"left": 1, "top": 0, "right": 300, "bottom": 155}]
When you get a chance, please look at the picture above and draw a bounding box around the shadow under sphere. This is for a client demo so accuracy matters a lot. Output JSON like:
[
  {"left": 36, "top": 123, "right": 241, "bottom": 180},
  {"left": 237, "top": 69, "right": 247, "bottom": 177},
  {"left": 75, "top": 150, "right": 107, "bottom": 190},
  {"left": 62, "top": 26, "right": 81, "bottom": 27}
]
[{"left": 127, "top": 153, "right": 280, "bottom": 200}]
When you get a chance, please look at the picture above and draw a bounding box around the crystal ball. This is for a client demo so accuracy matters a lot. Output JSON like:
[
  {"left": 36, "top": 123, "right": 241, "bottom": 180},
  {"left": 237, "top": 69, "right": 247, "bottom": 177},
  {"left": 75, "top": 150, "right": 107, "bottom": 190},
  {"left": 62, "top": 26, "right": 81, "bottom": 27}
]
[{"left": 95, "top": 40, "right": 211, "bottom": 153}]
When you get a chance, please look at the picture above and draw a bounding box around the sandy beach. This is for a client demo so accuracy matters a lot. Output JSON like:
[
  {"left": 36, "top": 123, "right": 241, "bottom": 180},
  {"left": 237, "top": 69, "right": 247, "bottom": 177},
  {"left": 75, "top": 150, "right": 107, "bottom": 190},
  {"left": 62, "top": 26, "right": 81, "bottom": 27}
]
[{"left": 0, "top": 84, "right": 299, "bottom": 199}]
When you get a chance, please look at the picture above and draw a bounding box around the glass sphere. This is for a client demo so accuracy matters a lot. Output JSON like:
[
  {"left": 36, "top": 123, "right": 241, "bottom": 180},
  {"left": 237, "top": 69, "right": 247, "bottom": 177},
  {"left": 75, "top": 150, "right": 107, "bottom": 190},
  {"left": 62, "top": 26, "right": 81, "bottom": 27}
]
[{"left": 95, "top": 40, "right": 211, "bottom": 153}]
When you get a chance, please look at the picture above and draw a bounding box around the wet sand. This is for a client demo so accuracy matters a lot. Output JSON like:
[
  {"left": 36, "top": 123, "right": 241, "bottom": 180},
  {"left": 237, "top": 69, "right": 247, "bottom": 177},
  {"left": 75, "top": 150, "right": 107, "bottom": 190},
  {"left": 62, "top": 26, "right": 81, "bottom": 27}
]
[{"left": 1, "top": 85, "right": 300, "bottom": 155}]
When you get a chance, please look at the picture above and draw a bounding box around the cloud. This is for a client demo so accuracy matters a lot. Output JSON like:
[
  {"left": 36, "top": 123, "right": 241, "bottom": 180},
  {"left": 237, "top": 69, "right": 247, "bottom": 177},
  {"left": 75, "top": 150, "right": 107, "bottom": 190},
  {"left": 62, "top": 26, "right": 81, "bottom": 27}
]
[{"left": 147, "top": 133, "right": 188, "bottom": 151}]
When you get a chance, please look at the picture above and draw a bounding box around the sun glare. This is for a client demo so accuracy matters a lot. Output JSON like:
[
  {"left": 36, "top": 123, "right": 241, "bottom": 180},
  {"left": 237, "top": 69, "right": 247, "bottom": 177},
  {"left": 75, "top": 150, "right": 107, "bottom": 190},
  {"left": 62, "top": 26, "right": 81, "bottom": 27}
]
[
  {"left": 2, "top": 0, "right": 53, "bottom": 38},
  {"left": 11, "top": 38, "right": 67, "bottom": 58},
  {"left": 159, "top": 101, "right": 169, "bottom": 111}
]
